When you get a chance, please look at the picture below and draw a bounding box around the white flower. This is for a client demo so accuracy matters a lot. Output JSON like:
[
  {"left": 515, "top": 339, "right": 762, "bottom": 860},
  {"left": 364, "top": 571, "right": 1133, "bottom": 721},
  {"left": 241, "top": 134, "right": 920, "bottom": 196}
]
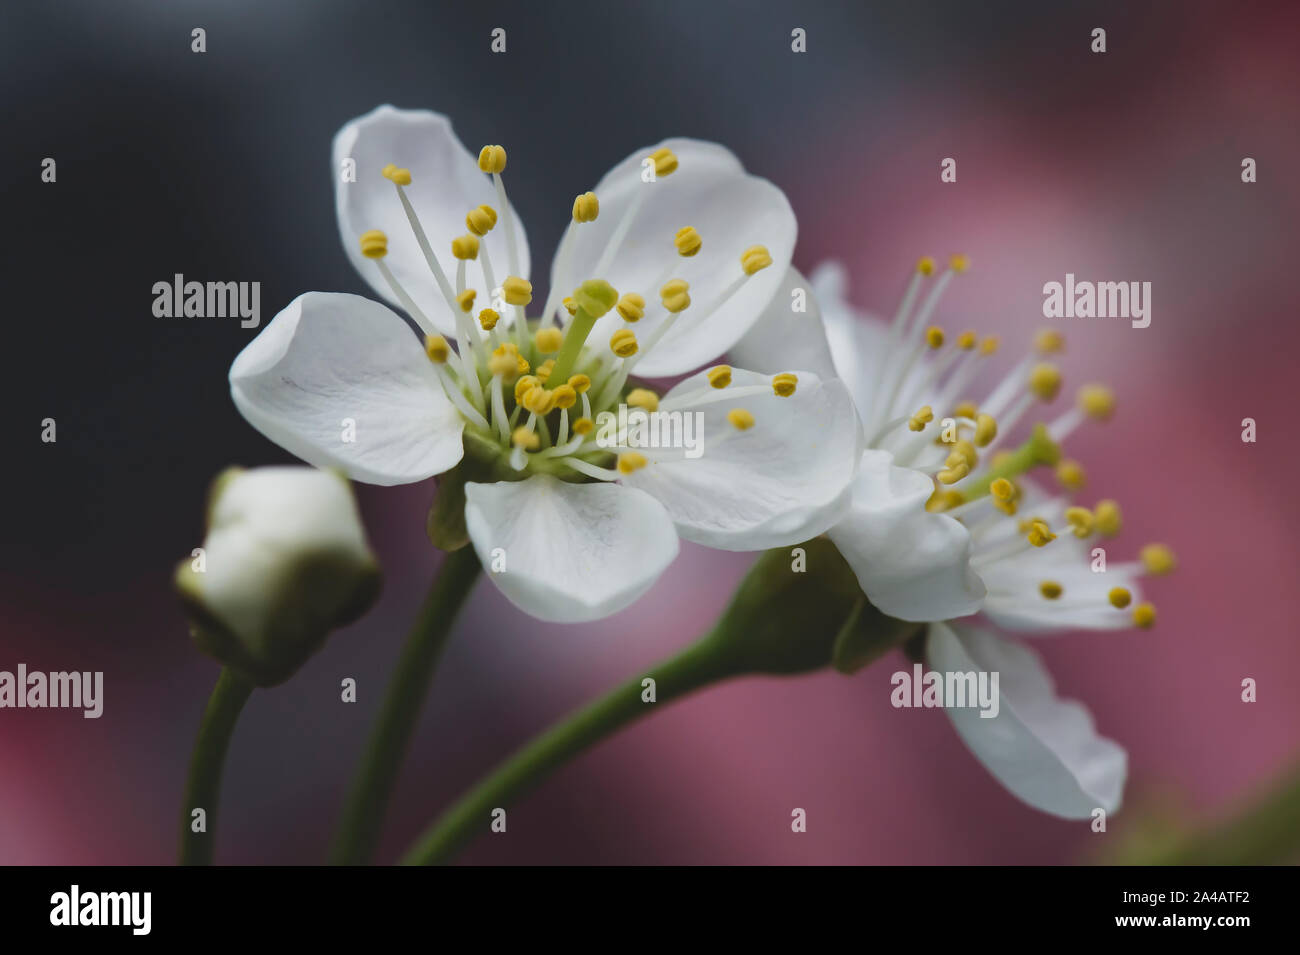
[
  {"left": 175, "top": 466, "right": 381, "bottom": 686},
  {"left": 735, "top": 259, "right": 1178, "bottom": 817},
  {"left": 230, "top": 106, "right": 861, "bottom": 624}
]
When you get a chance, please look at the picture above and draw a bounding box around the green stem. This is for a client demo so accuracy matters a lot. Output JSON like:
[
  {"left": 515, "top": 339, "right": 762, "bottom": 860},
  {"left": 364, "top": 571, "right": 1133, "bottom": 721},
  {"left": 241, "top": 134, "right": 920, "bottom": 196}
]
[
  {"left": 330, "top": 546, "right": 482, "bottom": 864},
  {"left": 400, "top": 633, "right": 742, "bottom": 865},
  {"left": 179, "top": 667, "right": 256, "bottom": 865}
]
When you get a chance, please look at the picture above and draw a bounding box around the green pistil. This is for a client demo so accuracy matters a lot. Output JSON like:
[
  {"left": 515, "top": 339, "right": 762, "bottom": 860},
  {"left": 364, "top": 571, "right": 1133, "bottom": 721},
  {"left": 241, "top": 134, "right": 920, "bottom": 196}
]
[{"left": 960, "top": 423, "right": 1061, "bottom": 503}]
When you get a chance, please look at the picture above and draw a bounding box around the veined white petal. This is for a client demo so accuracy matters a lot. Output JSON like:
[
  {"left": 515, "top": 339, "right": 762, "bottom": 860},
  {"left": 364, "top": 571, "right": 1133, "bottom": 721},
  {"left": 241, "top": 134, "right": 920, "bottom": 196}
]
[
  {"left": 554, "top": 138, "right": 795, "bottom": 376},
  {"left": 828, "top": 449, "right": 985, "bottom": 621},
  {"left": 621, "top": 369, "right": 860, "bottom": 550},
  {"left": 333, "top": 105, "right": 530, "bottom": 336},
  {"left": 725, "top": 265, "right": 838, "bottom": 380},
  {"left": 464, "top": 475, "right": 678, "bottom": 623},
  {"left": 926, "top": 621, "right": 1127, "bottom": 818},
  {"left": 229, "top": 292, "right": 464, "bottom": 486}
]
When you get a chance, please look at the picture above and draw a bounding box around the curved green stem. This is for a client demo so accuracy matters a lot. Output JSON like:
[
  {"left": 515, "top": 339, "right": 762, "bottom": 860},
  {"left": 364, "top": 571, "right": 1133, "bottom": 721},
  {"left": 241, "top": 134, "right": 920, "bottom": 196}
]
[
  {"left": 179, "top": 666, "right": 256, "bottom": 865},
  {"left": 330, "top": 546, "right": 482, "bottom": 864},
  {"left": 400, "top": 634, "right": 742, "bottom": 865}
]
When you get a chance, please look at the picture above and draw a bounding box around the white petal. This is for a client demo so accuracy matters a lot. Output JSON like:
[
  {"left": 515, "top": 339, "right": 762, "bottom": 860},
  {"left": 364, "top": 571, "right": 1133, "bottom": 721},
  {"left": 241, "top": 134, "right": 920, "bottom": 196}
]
[
  {"left": 926, "top": 622, "right": 1127, "bottom": 818},
  {"left": 828, "top": 449, "right": 985, "bottom": 621},
  {"left": 464, "top": 475, "right": 678, "bottom": 623},
  {"left": 621, "top": 369, "right": 860, "bottom": 550},
  {"left": 725, "top": 265, "right": 838, "bottom": 380},
  {"left": 553, "top": 139, "right": 795, "bottom": 376},
  {"left": 333, "top": 105, "right": 530, "bottom": 336},
  {"left": 980, "top": 538, "right": 1144, "bottom": 632},
  {"left": 229, "top": 292, "right": 464, "bottom": 486}
]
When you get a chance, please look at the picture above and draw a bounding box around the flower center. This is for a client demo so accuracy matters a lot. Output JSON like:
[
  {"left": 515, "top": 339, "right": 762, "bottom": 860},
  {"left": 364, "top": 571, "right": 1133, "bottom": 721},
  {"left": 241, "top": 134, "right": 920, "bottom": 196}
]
[{"left": 357, "top": 144, "right": 781, "bottom": 483}]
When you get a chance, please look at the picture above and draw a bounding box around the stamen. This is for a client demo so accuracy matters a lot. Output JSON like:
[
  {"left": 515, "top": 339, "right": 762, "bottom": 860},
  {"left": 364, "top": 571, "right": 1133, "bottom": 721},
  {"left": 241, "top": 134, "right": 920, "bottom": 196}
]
[
  {"left": 617, "top": 293, "right": 646, "bottom": 322},
  {"left": 1056, "top": 459, "right": 1086, "bottom": 491},
  {"left": 425, "top": 335, "right": 451, "bottom": 363},
  {"left": 1132, "top": 603, "right": 1156, "bottom": 629},
  {"left": 727, "top": 408, "right": 755, "bottom": 431},
  {"left": 1039, "top": 581, "right": 1064, "bottom": 599},
  {"left": 535, "top": 326, "right": 564, "bottom": 354},
  {"left": 547, "top": 280, "right": 619, "bottom": 384},
  {"left": 1035, "top": 328, "right": 1065, "bottom": 354},
  {"left": 617, "top": 452, "right": 649, "bottom": 475},
  {"left": 674, "top": 226, "right": 702, "bottom": 257},
  {"left": 772, "top": 373, "right": 798, "bottom": 397},
  {"left": 1064, "top": 506, "right": 1094, "bottom": 538},
  {"left": 1108, "top": 587, "right": 1132, "bottom": 609},
  {"left": 1094, "top": 499, "right": 1122, "bottom": 537},
  {"left": 1026, "top": 519, "right": 1057, "bottom": 547},
  {"left": 907, "top": 405, "right": 934, "bottom": 431},
  {"left": 610, "top": 329, "right": 638, "bottom": 358},
  {"left": 627, "top": 388, "right": 659, "bottom": 411},
  {"left": 707, "top": 366, "right": 732, "bottom": 389},
  {"left": 1140, "top": 543, "right": 1177, "bottom": 575}
]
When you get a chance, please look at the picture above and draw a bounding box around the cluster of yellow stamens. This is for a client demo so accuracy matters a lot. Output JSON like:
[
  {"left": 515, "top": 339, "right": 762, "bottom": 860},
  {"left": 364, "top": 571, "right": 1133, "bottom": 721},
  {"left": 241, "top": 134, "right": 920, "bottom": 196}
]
[
  {"left": 867, "top": 257, "right": 1172, "bottom": 632},
  {"left": 353, "top": 141, "right": 799, "bottom": 487}
]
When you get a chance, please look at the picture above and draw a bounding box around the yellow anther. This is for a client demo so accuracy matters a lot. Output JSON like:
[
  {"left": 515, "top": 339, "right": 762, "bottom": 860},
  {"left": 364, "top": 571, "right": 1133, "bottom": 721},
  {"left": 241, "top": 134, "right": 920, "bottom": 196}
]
[
  {"left": 707, "top": 365, "right": 732, "bottom": 389},
  {"left": 660, "top": 278, "right": 691, "bottom": 313},
  {"left": 949, "top": 439, "right": 978, "bottom": 470},
  {"left": 1027, "top": 519, "right": 1057, "bottom": 547},
  {"left": 1108, "top": 587, "right": 1132, "bottom": 609},
  {"left": 740, "top": 245, "right": 773, "bottom": 275},
  {"left": 523, "top": 385, "right": 556, "bottom": 415},
  {"left": 456, "top": 289, "right": 476, "bottom": 312},
  {"left": 1056, "top": 459, "right": 1086, "bottom": 491},
  {"left": 979, "top": 336, "right": 1000, "bottom": 355},
  {"left": 1029, "top": 362, "right": 1062, "bottom": 401},
  {"left": 1039, "top": 581, "right": 1064, "bottom": 600},
  {"left": 1140, "top": 543, "right": 1177, "bottom": 576},
  {"left": 907, "top": 405, "right": 934, "bottom": 431},
  {"left": 1132, "top": 603, "right": 1157, "bottom": 629},
  {"left": 956, "top": 331, "right": 978, "bottom": 350},
  {"left": 359, "top": 229, "right": 388, "bottom": 259},
  {"left": 552, "top": 384, "right": 577, "bottom": 410},
  {"left": 937, "top": 461, "right": 969, "bottom": 485},
  {"left": 674, "top": 226, "right": 702, "bottom": 257},
  {"left": 425, "top": 335, "right": 451, "bottom": 363},
  {"left": 952, "top": 400, "right": 978, "bottom": 421},
  {"left": 627, "top": 388, "right": 659, "bottom": 412},
  {"left": 452, "top": 234, "right": 480, "bottom": 261},
  {"left": 1035, "top": 328, "right": 1065, "bottom": 354},
  {"left": 925, "top": 326, "right": 946, "bottom": 349},
  {"left": 1065, "top": 506, "right": 1094, "bottom": 538},
  {"left": 478, "top": 308, "right": 500, "bottom": 331},
  {"left": 488, "top": 350, "right": 518, "bottom": 379},
  {"left": 575, "top": 278, "right": 619, "bottom": 317},
  {"left": 514, "top": 375, "right": 539, "bottom": 403},
  {"left": 511, "top": 426, "right": 539, "bottom": 450},
  {"left": 926, "top": 489, "right": 965, "bottom": 512},
  {"left": 572, "top": 191, "right": 599, "bottom": 223},
  {"left": 534, "top": 327, "right": 564, "bottom": 354},
  {"left": 772, "top": 372, "right": 798, "bottom": 397},
  {"left": 1094, "top": 499, "right": 1122, "bottom": 537},
  {"left": 974, "top": 413, "right": 998, "bottom": 447},
  {"left": 534, "top": 359, "right": 556, "bottom": 383},
  {"left": 568, "top": 373, "right": 592, "bottom": 394},
  {"left": 503, "top": 276, "right": 533, "bottom": 306},
  {"left": 649, "top": 147, "right": 678, "bottom": 176},
  {"left": 572, "top": 417, "right": 595, "bottom": 436},
  {"left": 616, "top": 293, "right": 646, "bottom": 323},
  {"left": 1078, "top": 383, "right": 1116, "bottom": 421},
  {"left": 562, "top": 297, "right": 577, "bottom": 316},
  {"left": 610, "top": 329, "right": 638, "bottom": 357},
  {"left": 478, "top": 145, "right": 507, "bottom": 174},
  {"left": 516, "top": 355, "right": 530, "bottom": 375},
  {"left": 381, "top": 165, "right": 412, "bottom": 186},
  {"left": 917, "top": 256, "right": 935, "bottom": 276},
  {"left": 466, "top": 204, "right": 498, "bottom": 236},
  {"left": 618, "top": 452, "right": 649, "bottom": 474},
  {"left": 727, "top": 408, "right": 756, "bottom": 431},
  {"left": 990, "top": 477, "right": 1015, "bottom": 502},
  {"left": 949, "top": 254, "right": 970, "bottom": 273}
]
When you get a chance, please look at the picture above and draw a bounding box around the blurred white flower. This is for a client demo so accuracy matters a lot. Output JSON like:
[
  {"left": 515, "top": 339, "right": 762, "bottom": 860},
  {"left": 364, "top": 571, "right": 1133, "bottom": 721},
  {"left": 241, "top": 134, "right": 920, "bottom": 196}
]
[{"left": 736, "top": 259, "right": 1179, "bottom": 817}]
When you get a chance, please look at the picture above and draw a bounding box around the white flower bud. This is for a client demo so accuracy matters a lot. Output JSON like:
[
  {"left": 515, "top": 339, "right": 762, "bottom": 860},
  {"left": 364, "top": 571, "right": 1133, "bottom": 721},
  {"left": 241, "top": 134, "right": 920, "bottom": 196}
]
[{"left": 175, "top": 466, "right": 381, "bottom": 686}]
